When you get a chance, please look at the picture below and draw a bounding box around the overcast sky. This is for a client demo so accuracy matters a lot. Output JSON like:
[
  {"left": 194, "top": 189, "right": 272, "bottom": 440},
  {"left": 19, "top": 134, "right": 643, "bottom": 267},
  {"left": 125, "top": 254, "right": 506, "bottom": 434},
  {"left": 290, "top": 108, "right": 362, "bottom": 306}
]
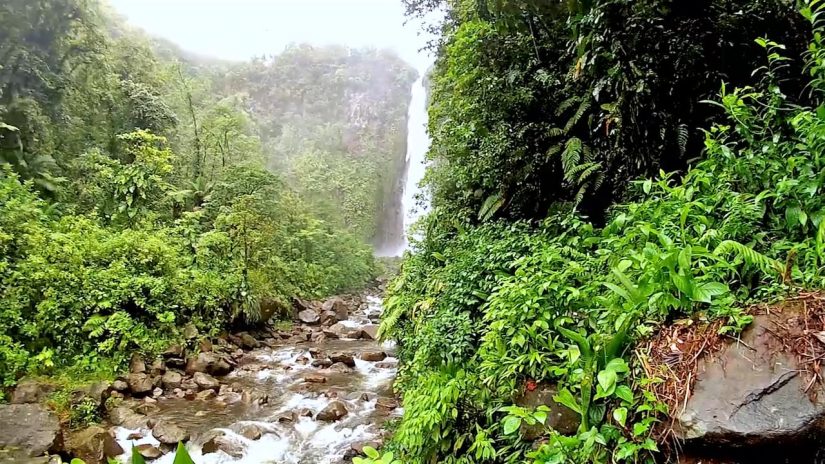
[{"left": 107, "top": 0, "right": 434, "bottom": 72}]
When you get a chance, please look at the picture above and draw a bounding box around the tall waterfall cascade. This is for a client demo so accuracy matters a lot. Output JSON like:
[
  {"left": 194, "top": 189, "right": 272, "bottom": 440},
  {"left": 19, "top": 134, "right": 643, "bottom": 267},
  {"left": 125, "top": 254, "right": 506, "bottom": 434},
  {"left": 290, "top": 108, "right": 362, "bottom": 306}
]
[
  {"left": 398, "top": 75, "right": 431, "bottom": 251},
  {"left": 375, "top": 74, "right": 431, "bottom": 257}
]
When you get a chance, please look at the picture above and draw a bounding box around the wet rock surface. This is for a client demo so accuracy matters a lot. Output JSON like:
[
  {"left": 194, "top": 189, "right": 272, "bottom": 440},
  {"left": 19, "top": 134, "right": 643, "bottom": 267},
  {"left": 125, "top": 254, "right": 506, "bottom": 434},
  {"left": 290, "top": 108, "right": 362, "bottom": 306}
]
[
  {"left": 101, "top": 291, "right": 400, "bottom": 464},
  {"left": 0, "top": 404, "right": 62, "bottom": 457}
]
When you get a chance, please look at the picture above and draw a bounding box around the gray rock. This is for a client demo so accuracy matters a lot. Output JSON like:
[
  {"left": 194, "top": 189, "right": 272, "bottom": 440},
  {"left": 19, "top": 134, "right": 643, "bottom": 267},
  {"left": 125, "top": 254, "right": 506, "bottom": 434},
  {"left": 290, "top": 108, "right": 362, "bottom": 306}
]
[
  {"left": 0, "top": 404, "right": 62, "bottom": 457},
  {"left": 108, "top": 407, "right": 148, "bottom": 429},
  {"left": 322, "top": 297, "right": 349, "bottom": 321},
  {"left": 163, "top": 344, "right": 184, "bottom": 358},
  {"left": 182, "top": 323, "right": 199, "bottom": 340},
  {"left": 328, "top": 362, "right": 353, "bottom": 374},
  {"left": 71, "top": 381, "right": 111, "bottom": 409},
  {"left": 65, "top": 425, "right": 124, "bottom": 464},
  {"left": 161, "top": 371, "right": 183, "bottom": 389},
  {"left": 375, "top": 397, "right": 399, "bottom": 414},
  {"left": 515, "top": 383, "right": 580, "bottom": 438},
  {"left": 135, "top": 443, "right": 163, "bottom": 460},
  {"left": 196, "top": 389, "right": 216, "bottom": 401},
  {"left": 360, "top": 324, "right": 380, "bottom": 341},
  {"left": 329, "top": 352, "right": 355, "bottom": 367},
  {"left": 127, "top": 373, "right": 153, "bottom": 396},
  {"left": 316, "top": 401, "right": 348, "bottom": 422},
  {"left": 677, "top": 310, "right": 825, "bottom": 446},
  {"left": 193, "top": 372, "right": 220, "bottom": 391},
  {"left": 201, "top": 432, "right": 243, "bottom": 458},
  {"left": 238, "top": 333, "right": 259, "bottom": 350},
  {"left": 359, "top": 351, "right": 386, "bottom": 362},
  {"left": 11, "top": 380, "right": 56, "bottom": 404},
  {"left": 111, "top": 380, "right": 129, "bottom": 392},
  {"left": 239, "top": 424, "right": 262, "bottom": 440},
  {"left": 151, "top": 421, "right": 189, "bottom": 445},
  {"left": 129, "top": 354, "right": 146, "bottom": 374},
  {"left": 297, "top": 309, "right": 320, "bottom": 325},
  {"left": 185, "top": 352, "right": 232, "bottom": 376}
]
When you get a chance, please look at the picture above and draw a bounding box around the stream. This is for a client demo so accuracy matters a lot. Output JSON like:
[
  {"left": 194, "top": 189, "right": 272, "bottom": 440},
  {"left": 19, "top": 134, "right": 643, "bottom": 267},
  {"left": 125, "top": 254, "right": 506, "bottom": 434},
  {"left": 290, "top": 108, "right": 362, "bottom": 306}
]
[{"left": 112, "top": 294, "right": 400, "bottom": 464}]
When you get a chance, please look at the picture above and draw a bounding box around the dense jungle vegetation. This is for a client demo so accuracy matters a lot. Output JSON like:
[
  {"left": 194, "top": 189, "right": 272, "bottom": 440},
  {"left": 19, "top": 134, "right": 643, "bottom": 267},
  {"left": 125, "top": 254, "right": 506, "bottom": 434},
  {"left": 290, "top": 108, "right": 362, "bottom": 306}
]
[
  {"left": 0, "top": 0, "right": 413, "bottom": 392},
  {"left": 381, "top": 0, "right": 825, "bottom": 463}
]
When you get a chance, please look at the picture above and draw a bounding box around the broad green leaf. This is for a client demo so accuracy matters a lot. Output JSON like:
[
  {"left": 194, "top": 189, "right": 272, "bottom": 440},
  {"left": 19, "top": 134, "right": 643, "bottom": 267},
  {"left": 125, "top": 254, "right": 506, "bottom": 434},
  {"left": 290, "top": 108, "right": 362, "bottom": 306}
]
[
  {"left": 553, "top": 388, "right": 582, "bottom": 415},
  {"left": 131, "top": 447, "right": 147, "bottom": 464},
  {"left": 597, "top": 368, "right": 617, "bottom": 394},
  {"left": 613, "top": 407, "right": 628, "bottom": 427},
  {"left": 172, "top": 443, "right": 195, "bottom": 464},
  {"left": 502, "top": 415, "right": 522, "bottom": 435},
  {"left": 615, "top": 385, "right": 634, "bottom": 403},
  {"left": 364, "top": 446, "right": 380, "bottom": 459}
]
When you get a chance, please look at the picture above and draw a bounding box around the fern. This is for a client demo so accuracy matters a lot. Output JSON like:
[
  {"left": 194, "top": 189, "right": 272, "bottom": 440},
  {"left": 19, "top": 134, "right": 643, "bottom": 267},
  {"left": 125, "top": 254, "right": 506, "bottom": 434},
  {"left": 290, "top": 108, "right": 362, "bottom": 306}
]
[
  {"left": 478, "top": 193, "right": 504, "bottom": 221},
  {"left": 565, "top": 98, "right": 591, "bottom": 132},
  {"left": 677, "top": 123, "right": 689, "bottom": 156},
  {"left": 562, "top": 137, "right": 583, "bottom": 179},
  {"left": 714, "top": 240, "right": 783, "bottom": 276},
  {"left": 556, "top": 96, "right": 579, "bottom": 116}
]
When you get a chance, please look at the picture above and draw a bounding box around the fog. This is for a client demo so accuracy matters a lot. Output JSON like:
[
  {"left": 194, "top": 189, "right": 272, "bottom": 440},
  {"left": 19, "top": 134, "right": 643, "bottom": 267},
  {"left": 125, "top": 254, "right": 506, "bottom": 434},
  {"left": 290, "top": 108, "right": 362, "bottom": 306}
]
[{"left": 108, "top": 0, "right": 433, "bottom": 71}]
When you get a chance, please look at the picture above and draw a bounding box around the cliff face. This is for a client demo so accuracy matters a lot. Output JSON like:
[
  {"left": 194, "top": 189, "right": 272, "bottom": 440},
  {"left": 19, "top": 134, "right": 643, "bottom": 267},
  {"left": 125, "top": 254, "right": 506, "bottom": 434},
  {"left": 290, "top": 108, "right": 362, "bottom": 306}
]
[{"left": 219, "top": 45, "right": 418, "bottom": 243}]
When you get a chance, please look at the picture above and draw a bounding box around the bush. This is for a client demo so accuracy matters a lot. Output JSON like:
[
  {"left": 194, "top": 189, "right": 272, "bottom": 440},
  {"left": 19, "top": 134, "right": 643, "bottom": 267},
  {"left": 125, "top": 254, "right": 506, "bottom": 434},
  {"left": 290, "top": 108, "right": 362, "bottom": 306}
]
[{"left": 384, "top": 10, "right": 825, "bottom": 463}]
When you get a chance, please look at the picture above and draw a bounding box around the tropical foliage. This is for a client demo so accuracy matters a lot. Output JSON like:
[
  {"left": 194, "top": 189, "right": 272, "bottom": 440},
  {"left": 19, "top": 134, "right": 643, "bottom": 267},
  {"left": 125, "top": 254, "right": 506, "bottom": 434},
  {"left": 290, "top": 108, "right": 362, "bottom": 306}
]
[
  {"left": 0, "top": 0, "right": 406, "bottom": 391},
  {"left": 383, "top": 1, "right": 825, "bottom": 463}
]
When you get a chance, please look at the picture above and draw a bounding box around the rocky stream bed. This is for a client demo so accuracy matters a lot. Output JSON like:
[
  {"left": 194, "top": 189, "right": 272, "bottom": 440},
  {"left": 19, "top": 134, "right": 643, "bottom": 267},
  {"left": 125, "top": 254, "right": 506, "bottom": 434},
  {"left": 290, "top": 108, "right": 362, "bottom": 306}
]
[{"left": 0, "top": 291, "right": 400, "bottom": 464}]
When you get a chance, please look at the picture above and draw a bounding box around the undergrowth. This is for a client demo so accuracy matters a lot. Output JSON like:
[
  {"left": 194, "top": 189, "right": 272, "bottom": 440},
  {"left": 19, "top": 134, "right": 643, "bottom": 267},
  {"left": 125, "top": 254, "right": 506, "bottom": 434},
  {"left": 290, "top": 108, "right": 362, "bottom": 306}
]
[{"left": 381, "top": 3, "right": 825, "bottom": 463}]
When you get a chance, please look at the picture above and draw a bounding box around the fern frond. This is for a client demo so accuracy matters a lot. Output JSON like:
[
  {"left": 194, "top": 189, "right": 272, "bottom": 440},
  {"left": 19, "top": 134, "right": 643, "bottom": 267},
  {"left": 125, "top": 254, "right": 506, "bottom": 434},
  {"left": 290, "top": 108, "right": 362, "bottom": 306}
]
[
  {"left": 562, "top": 137, "right": 583, "bottom": 179},
  {"left": 576, "top": 162, "right": 602, "bottom": 184},
  {"left": 714, "top": 240, "right": 783, "bottom": 276},
  {"left": 548, "top": 127, "right": 564, "bottom": 137},
  {"left": 546, "top": 144, "right": 562, "bottom": 159},
  {"left": 556, "top": 96, "right": 579, "bottom": 117},
  {"left": 677, "top": 123, "right": 689, "bottom": 156},
  {"left": 478, "top": 193, "right": 504, "bottom": 221},
  {"left": 565, "top": 98, "right": 591, "bottom": 132}
]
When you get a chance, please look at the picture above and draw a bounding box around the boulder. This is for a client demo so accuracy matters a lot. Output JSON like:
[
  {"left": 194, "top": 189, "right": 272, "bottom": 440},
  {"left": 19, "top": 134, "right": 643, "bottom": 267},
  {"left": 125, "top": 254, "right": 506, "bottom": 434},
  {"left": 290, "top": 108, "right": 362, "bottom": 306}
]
[
  {"left": 199, "top": 339, "right": 213, "bottom": 353},
  {"left": 360, "top": 324, "right": 380, "bottom": 341},
  {"left": 360, "top": 351, "right": 387, "bottom": 362},
  {"left": 321, "top": 329, "right": 340, "bottom": 339},
  {"left": 163, "top": 344, "right": 184, "bottom": 358},
  {"left": 196, "top": 390, "right": 216, "bottom": 401},
  {"left": 239, "top": 424, "right": 262, "bottom": 440},
  {"left": 148, "top": 359, "right": 166, "bottom": 376},
  {"left": 677, "top": 309, "right": 825, "bottom": 447},
  {"left": 376, "top": 397, "right": 399, "bottom": 413},
  {"left": 151, "top": 421, "right": 189, "bottom": 445},
  {"left": 129, "top": 354, "right": 146, "bottom": 374},
  {"left": 192, "top": 372, "right": 220, "bottom": 391},
  {"left": 201, "top": 432, "right": 243, "bottom": 458},
  {"left": 161, "top": 371, "right": 183, "bottom": 390},
  {"left": 238, "top": 332, "right": 260, "bottom": 350},
  {"left": 111, "top": 379, "right": 129, "bottom": 392},
  {"left": 127, "top": 373, "right": 154, "bottom": 396},
  {"left": 329, "top": 352, "right": 355, "bottom": 367},
  {"left": 322, "top": 297, "right": 349, "bottom": 321},
  {"left": 71, "top": 381, "right": 111, "bottom": 410},
  {"left": 65, "top": 426, "right": 124, "bottom": 464},
  {"left": 311, "top": 358, "right": 333, "bottom": 368},
  {"left": 182, "top": 323, "right": 199, "bottom": 340},
  {"left": 0, "top": 404, "right": 62, "bottom": 457},
  {"left": 316, "top": 401, "right": 348, "bottom": 422},
  {"left": 515, "top": 382, "right": 580, "bottom": 439},
  {"left": 304, "top": 374, "right": 327, "bottom": 384},
  {"left": 297, "top": 309, "right": 320, "bottom": 325},
  {"left": 324, "top": 322, "right": 363, "bottom": 340},
  {"left": 11, "top": 380, "right": 57, "bottom": 404},
  {"left": 108, "top": 407, "right": 148, "bottom": 429},
  {"left": 375, "top": 361, "right": 398, "bottom": 369},
  {"left": 135, "top": 444, "right": 163, "bottom": 460},
  {"left": 185, "top": 352, "right": 232, "bottom": 376},
  {"left": 319, "top": 310, "right": 338, "bottom": 326},
  {"left": 328, "top": 362, "right": 353, "bottom": 374}
]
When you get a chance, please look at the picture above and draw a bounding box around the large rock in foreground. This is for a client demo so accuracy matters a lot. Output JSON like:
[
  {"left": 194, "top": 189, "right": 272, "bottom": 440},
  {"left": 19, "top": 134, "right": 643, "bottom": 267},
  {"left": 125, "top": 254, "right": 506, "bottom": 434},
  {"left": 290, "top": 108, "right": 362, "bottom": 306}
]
[
  {"left": 0, "top": 404, "right": 62, "bottom": 457},
  {"left": 677, "top": 306, "right": 825, "bottom": 446}
]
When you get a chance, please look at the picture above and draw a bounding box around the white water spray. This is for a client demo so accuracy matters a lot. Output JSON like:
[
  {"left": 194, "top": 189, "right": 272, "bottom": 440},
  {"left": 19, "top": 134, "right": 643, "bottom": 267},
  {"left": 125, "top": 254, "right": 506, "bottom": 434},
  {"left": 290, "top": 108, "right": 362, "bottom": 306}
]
[{"left": 379, "top": 74, "right": 431, "bottom": 257}]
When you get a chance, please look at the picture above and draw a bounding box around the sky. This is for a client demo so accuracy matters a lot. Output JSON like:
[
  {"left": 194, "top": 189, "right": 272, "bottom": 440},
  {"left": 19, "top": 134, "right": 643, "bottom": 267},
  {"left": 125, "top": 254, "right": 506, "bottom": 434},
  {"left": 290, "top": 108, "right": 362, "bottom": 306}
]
[{"left": 107, "top": 0, "right": 435, "bottom": 72}]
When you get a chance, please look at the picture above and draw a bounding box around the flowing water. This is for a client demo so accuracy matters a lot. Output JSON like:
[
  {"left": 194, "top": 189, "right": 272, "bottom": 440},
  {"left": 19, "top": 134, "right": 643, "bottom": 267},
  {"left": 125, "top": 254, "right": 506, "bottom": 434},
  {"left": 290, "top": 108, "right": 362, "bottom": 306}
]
[
  {"left": 113, "top": 295, "right": 400, "bottom": 463},
  {"left": 375, "top": 74, "right": 431, "bottom": 257}
]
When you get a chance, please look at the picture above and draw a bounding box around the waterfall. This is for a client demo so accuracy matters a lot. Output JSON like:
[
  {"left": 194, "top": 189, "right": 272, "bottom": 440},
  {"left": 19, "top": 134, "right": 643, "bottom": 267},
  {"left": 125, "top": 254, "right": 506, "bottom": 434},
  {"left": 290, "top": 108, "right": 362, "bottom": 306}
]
[{"left": 376, "top": 75, "right": 430, "bottom": 257}]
